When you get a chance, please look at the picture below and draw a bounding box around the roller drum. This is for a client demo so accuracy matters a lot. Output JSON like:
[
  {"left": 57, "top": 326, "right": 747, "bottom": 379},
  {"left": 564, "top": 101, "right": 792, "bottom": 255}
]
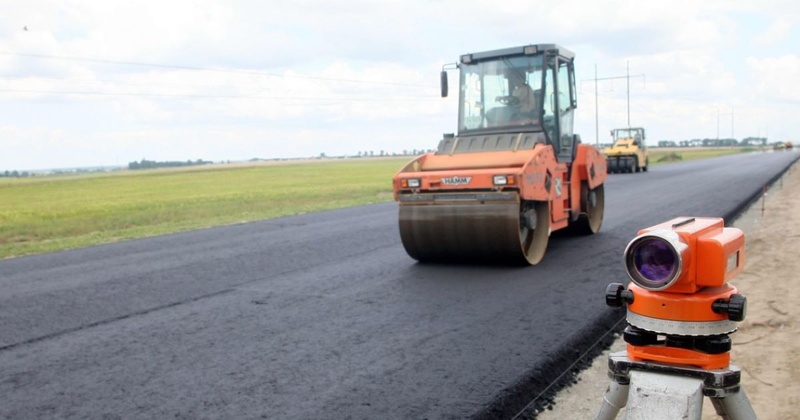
[{"left": 398, "top": 195, "right": 549, "bottom": 265}]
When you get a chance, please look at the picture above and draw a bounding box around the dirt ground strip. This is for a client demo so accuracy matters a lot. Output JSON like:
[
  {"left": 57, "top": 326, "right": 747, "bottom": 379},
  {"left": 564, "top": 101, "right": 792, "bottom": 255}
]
[{"left": 536, "top": 161, "right": 799, "bottom": 420}]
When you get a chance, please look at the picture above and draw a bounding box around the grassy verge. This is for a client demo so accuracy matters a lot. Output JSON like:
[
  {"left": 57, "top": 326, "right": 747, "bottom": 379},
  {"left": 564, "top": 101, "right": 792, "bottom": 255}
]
[
  {"left": 648, "top": 147, "right": 758, "bottom": 165},
  {"left": 0, "top": 158, "right": 409, "bottom": 259}
]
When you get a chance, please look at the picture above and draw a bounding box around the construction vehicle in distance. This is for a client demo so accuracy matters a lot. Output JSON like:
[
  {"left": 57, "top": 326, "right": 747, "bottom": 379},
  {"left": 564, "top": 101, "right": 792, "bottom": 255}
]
[
  {"left": 603, "top": 127, "right": 648, "bottom": 173},
  {"left": 392, "top": 44, "right": 607, "bottom": 265}
]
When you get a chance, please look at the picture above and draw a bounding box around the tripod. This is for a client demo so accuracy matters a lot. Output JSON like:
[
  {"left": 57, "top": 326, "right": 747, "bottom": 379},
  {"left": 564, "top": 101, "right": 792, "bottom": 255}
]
[{"left": 594, "top": 350, "right": 757, "bottom": 419}]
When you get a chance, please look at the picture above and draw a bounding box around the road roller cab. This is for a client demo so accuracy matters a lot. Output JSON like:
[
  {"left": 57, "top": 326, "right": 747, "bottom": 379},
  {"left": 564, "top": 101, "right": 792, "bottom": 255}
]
[{"left": 392, "top": 44, "right": 607, "bottom": 265}]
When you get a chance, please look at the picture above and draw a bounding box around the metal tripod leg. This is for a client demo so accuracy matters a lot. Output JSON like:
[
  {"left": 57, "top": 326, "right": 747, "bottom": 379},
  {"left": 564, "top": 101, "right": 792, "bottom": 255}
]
[
  {"left": 594, "top": 351, "right": 757, "bottom": 420},
  {"left": 594, "top": 380, "right": 628, "bottom": 420},
  {"left": 709, "top": 387, "right": 756, "bottom": 419}
]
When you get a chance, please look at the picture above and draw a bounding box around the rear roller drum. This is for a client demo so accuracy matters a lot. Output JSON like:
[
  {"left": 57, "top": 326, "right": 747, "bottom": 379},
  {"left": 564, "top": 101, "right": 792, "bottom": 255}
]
[{"left": 571, "top": 182, "right": 605, "bottom": 235}]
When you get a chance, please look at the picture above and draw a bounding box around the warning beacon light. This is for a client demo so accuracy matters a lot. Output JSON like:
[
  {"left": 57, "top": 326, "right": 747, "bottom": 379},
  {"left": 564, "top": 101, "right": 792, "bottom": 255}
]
[{"left": 606, "top": 217, "right": 748, "bottom": 370}]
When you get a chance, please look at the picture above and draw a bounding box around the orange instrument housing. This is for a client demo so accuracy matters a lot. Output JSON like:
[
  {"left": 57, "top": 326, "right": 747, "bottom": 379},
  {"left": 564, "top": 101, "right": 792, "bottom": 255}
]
[
  {"left": 627, "top": 283, "right": 739, "bottom": 323},
  {"left": 610, "top": 217, "right": 748, "bottom": 370},
  {"left": 629, "top": 217, "right": 745, "bottom": 293}
]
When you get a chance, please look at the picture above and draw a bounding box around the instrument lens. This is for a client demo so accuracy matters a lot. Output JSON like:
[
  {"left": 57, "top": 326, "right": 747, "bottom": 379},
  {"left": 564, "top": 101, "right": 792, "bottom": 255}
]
[{"left": 632, "top": 238, "right": 678, "bottom": 288}]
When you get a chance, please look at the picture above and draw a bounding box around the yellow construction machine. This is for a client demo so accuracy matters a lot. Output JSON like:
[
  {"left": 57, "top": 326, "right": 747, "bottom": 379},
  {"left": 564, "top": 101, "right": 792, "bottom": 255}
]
[
  {"left": 392, "top": 44, "right": 607, "bottom": 265},
  {"left": 604, "top": 127, "right": 648, "bottom": 173}
]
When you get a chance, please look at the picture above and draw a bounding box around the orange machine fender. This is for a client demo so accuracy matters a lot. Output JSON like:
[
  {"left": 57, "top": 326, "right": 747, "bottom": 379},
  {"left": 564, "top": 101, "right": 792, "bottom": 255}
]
[
  {"left": 392, "top": 154, "right": 429, "bottom": 200},
  {"left": 572, "top": 143, "right": 607, "bottom": 189},
  {"left": 568, "top": 143, "right": 607, "bottom": 220},
  {"left": 518, "top": 144, "right": 558, "bottom": 202}
]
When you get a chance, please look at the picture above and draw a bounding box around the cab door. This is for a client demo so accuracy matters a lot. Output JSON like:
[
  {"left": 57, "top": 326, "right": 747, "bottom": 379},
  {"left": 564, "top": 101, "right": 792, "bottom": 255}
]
[{"left": 542, "top": 56, "right": 576, "bottom": 163}]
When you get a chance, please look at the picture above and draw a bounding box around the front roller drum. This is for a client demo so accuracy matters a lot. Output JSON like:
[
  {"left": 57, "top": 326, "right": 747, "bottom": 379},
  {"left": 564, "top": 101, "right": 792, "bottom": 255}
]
[
  {"left": 607, "top": 156, "right": 635, "bottom": 173},
  {"left": 607, "top": 158, "right": 618, "bottom": 174},
  {"left": 398, "top": 200, "right": 550, "bottom": 265}
]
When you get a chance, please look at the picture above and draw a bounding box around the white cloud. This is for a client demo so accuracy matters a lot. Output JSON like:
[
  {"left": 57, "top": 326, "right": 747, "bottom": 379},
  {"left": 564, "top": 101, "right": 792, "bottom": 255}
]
[
  {"left": 0, "top": 0, "right": 798, "bottom": 170},
  {"left": 746, "top": 54, "right": 800, "bottom": 103},
  {"left": 753, "top": 18, "right": 794, "bottom": 46}
]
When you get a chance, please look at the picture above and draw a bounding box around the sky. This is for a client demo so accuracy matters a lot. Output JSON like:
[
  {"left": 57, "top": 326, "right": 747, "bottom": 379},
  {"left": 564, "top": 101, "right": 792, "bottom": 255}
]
[{"left": 1, "top": 0, "right": 799, "bottom": 171}]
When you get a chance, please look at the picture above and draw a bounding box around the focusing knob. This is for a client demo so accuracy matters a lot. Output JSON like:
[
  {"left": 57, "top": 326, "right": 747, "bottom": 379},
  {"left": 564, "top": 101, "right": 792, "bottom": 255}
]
[
  {"left": 712, "top": 294, "right": 747, "bottom": 322},
  {"left": 727, "top": 294, "right": 747, "bottom": 321},
  {"left": 606, "top": 283, "right": 634, "bottom": 308}
]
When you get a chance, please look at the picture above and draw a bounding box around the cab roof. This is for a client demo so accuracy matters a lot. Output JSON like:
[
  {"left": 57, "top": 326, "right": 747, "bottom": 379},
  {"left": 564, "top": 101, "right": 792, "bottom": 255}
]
[{"left": 460, "top": 44, "right": 575, "bottom": 64}]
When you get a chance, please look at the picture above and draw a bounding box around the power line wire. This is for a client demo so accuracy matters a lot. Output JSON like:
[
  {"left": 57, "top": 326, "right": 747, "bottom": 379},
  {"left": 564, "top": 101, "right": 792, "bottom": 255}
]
[
  {"left": 0, "top": 74, "right": 246, "bottom": 91},
  {"left": 0, "top": 73, "right": 432, "bottom": 100},
  {"left": 0, "top": 88, "right": 435, "bottom": 101},
  {"left": 0, "top": 52, "right": 436, "bottom": 88}
]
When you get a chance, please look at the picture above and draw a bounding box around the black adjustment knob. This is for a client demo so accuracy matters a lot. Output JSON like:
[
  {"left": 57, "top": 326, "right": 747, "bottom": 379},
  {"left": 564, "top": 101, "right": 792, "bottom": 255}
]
[
  {"left": 727, "top": 294, "right": 747, "bottom": 321},
  {"left": 606, "top": 283, "right": 634, "bottom": 307},
  {"left": 694, "top": 335, "right": 732, "bottom": 354},
  {"left": 623, "top": 326, "right": 659, "bottom": 346},
  {"left": 712, "top": 294, "right": 747, "bottom": 322}
]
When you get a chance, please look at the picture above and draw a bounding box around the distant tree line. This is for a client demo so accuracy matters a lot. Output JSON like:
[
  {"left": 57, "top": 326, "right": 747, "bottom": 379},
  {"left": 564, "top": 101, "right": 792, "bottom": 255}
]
[
  {"left": 1, "top": 170, "right": 32, "bottom": 178},
  {"left": 128, "top": 159, "right": 212, "bottom": 170},
  {"left": 0, "top": 167, "right": 122, "bottom": 177},
  {"left": 656, "top": 137, "right": 769, "bottom": 148},
  {"left": 313, "top": 150, "right": 436, "bottom": 159},
  {"left": 351, "top": 149, "right": 434, "bottom": 158}
]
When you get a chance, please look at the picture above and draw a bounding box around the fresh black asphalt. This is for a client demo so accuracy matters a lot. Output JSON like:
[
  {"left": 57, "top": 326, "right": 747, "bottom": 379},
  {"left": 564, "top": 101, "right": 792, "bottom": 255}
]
[{"left": 1, "top": 150, "right": 797, "bottom": 419}]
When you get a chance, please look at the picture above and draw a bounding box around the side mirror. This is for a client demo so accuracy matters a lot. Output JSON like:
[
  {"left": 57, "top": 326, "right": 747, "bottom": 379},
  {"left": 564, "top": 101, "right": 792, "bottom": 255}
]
[{"left": 440, "top": 71, "right": 448, "bottom": 98}]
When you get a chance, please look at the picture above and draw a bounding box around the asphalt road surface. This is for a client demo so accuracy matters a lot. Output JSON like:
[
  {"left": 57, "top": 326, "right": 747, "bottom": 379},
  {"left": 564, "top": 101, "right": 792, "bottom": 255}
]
[{"left": 1, "top": 150, "right": 798, "bottom": 420}]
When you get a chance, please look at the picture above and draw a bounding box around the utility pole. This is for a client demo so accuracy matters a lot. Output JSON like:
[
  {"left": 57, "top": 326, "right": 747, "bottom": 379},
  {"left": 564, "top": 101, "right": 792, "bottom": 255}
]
[
  {"left": 595, "top": 64, "right": 599, "bottom": 147},
  {"left": 626, "top": 62, "right": 631, "bottom": 127},
  {"left": 581, "top": 62, "right": 645, "bottom": 146},
  {"left": 717, "top": 106, "right": 734, "bottom": 142}
]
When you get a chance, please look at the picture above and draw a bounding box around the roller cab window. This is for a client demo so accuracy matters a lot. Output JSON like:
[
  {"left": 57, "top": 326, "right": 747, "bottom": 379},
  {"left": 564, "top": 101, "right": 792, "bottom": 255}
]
[{"left": 458, "top": 55, "right": 544, "bottom": 132}]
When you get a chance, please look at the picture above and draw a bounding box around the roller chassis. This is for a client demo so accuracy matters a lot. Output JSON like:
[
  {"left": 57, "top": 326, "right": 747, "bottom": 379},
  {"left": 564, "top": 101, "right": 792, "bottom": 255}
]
[{"left": 394, "top": 140, "right": 606, "bottom": 265}]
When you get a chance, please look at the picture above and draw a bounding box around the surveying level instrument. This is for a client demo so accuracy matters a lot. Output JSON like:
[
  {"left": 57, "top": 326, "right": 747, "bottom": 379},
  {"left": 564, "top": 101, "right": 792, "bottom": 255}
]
[{"left": 596, "top": 217, "right": 757, "bottom": 419}]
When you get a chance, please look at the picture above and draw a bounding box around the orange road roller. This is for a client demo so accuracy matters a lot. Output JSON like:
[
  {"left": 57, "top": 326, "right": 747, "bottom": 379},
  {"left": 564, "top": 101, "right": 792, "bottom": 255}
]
[{"left": 393, "top": 44, "right": 607, "bottom": 265}]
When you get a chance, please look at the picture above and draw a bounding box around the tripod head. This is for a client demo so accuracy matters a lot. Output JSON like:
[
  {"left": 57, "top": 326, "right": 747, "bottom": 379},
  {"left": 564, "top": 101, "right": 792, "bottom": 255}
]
[{"left": 606, "top": 217, "right": 747, "bottom": 369}]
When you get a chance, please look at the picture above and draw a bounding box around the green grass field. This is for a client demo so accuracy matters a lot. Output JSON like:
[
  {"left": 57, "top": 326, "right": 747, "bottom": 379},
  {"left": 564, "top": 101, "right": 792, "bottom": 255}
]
[
  {"left": 648, "top": 147, "right": 758, "bottom": 164},
  {"left": 0, "top": 158, "right": 409, "bottom": 259},
  {"left": 0, "top": 147, "right": 759, "bottom": 259}
]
